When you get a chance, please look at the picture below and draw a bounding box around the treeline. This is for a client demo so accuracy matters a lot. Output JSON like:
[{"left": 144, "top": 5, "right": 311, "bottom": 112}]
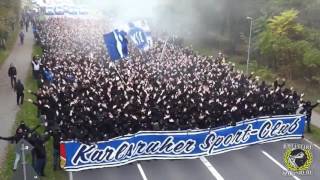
[
  {"left": 257, "top": 9, "right": 320, "bottom": 82},
  {"left": 0, "top": 0, "right": 20, "bottom": 49},
  {"left": 156, "top": 0, "right": 320, "bottom": 84}
]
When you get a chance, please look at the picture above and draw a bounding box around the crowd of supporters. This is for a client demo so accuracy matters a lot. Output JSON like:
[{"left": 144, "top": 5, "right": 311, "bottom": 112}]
[
  {"left": 1, "top": 10, "right": 319, "bottom": 177},
  {"left": 26, "top": 17, "right": 318, "bottom": 144}
]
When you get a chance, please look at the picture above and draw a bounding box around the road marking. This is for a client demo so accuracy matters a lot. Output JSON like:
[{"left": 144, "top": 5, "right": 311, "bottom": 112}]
[
  {"left": 137, "top": 163, "right": 148, "bottom": 180},
  {"left": 304, "top": 138, "right": 320, "bottom": 150},
  {"left": 199, "top": 156, "right": 224, "bottom": 180},
  {"left": 261, "top": 151, "right": 300, "bottom": 180}
]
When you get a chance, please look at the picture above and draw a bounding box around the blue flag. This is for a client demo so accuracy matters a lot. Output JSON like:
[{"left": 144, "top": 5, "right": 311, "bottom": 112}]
[
  {"left": 103, "top": 29, "right": 128, "bottom": 61},
  {"left": 128, "top": 20, "right": 153, "bottom": 51}
]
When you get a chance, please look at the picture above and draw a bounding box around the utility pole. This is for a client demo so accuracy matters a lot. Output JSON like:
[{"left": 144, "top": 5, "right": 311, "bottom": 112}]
[
  {"left": 22, "top": 142, "right": 27, "bottom": 180},
  {"left": 246, "top": 16, "right": 253, "bottom": 75}
]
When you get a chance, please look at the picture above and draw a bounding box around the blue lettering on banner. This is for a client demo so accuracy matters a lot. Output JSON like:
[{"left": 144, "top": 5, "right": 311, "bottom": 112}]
[{"left": 61, "top": 115, "right": 305, "bottom": 171}]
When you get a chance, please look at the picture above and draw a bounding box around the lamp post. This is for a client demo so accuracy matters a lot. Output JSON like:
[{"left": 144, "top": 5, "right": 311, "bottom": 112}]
[{"left": 246, "top": 16, "right": 253, "bottom": 75}]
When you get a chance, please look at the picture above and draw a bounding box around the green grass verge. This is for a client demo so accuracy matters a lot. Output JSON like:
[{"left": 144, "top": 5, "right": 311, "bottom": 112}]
[
  {"left": 305, "top": 125, "right": 320, "bottom": 146},
  {"left": 0, "top": 44, "right": 67, "bottom": 180},
  {"left": 0, "top": 28, "right": 19, "bottom": 66},
  {"left": 0, "top": 0, "right": 21, "bottom": 65},
  {"left": 32, "top": 45, "right": 43, "bottom": 57}
]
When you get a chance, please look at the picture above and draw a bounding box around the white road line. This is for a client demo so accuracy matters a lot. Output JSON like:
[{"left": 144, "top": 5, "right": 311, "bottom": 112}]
[
  {"left": 199, "top": 156, "right": 224, "bottom": 180},
  {"left": 137, "top": 163, "right": 148, "bottom": 180},
  {"left": 304, "top": 138, "right": 320, "bottom": 150},
  {"left": 261, "top": 151, "right": 300, "bottom": 180}
]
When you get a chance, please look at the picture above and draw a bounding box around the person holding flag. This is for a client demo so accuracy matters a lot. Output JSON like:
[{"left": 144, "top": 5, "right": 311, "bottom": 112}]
[
  {"left": 128, "top": 20, "right": 153, "bottom": 51},
  {"left": 103, "top": 29, "right": 129, "bottom": 61}
]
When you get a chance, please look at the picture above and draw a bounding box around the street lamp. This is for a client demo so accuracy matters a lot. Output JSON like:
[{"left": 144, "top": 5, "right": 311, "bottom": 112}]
[{"left": 246, "top": 16, "right": 253, "bottom": 75}]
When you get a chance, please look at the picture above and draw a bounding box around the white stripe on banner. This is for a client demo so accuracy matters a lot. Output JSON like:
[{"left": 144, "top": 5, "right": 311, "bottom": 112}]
[{"left": 113, "top": 31, "right": 124, "bottom": 58}]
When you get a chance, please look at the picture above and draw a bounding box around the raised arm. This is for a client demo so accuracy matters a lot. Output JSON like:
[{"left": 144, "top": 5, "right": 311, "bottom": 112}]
[
  {"left": 29, "top": 125, "right": 41, "bottom": 134},
  {"left": 311, "top": 101, "right": 320, "bottom": 109},
  {"left": 279, "top": 78, "right": 286, "bottom": 88},
  {"left": 0, "top": 136, "right": 15, "bottom": 142},
  {"left": 41, "top": 132, "right": 51, "bottom": 143}
]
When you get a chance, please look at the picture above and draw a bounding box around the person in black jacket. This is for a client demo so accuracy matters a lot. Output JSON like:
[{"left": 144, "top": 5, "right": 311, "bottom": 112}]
[
  {"left": 300, "top": 100, "right": 320, "bottom": 132},
  {"left": 51, "top": 129, "right": 61, "bottom": 170},
  {"left": 28, "top": 132, "right": 38, "bottom": 171},
  {"left": 15, "top": 79, "right": 24, "bottom": 105},
  {"left": 19, "top": 31, "right": 25, "bottom": 45},
  {"left": 8, "top": 63, "right": 17, "bottom": 89},
  {"left": 33, "top": 133, "right": 50, "bottom": 176},
  {"left": 273, "top": 78, "right": 286, "bottom": 89},
  {"left": 0, "top": 122, "right": 37, "bottom": 171}
]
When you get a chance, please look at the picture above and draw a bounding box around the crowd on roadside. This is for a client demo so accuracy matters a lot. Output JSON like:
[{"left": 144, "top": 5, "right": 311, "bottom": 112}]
[
  {"left": 26, "top": 17, "right": 319, "bottom": 144},
  {"left": 2, "top": 15, "right": 320, "bottom": 177}
]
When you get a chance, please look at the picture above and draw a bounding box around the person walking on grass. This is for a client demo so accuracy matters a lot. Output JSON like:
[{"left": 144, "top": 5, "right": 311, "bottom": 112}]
[
  {"left": 32, "top": 132, "right": 50, "bottom": 176},
  {"left": 8, "top": 63, "right": 17, "bottom": 89},
  {"left": 15, "top": 79, "right": 24, "bottom": 105},
  {"left": 300, "top": 100, "right": 320, "bottom": 132}
]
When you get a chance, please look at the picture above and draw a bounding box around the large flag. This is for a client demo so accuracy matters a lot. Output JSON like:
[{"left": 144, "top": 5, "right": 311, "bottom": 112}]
[
  {"left": 128, "top": 20, "right": 153, "bottom": 51},
  {"left": 103, "top": 29, "right": 129, "bottom": 61}
]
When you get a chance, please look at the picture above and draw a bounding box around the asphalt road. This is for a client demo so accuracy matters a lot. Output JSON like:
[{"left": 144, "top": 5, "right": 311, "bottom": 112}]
[{"left": 73, "top": 139, "right": 320, "bottom": 180}]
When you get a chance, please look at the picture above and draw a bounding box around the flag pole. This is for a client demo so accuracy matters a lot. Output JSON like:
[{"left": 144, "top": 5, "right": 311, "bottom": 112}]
[
  {"left": 139, "top": 49, "right": 148, "bottom": 63},
  {"left": 159, "top": 36, "right": 171, "bottom": 62},
  {"left": 158, "top": 35, "right": 172, "bottom": 72},
  {"left": 111, "top": 61, "right": 125, "bottom": 84}
]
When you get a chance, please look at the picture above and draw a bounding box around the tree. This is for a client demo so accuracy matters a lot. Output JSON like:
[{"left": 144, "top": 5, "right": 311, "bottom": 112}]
[
  {"left": 303, "top": 47, "right": 320, "bottom": 84},
  {"left": 257, "top": 9, "right": 307, "bottom": 79},
  {"left": 304, "top": 47, "right": 320, "bottom": 67},
  {"left": 267, "top": 9, "right": 304, "bottom": 39}
]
